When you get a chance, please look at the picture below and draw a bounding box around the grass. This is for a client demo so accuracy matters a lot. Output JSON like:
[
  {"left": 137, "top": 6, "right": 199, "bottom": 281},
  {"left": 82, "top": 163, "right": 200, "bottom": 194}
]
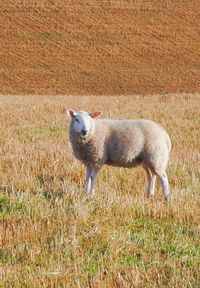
[{"left": 0, "top": 94, "right": 200, "bottom": 287}]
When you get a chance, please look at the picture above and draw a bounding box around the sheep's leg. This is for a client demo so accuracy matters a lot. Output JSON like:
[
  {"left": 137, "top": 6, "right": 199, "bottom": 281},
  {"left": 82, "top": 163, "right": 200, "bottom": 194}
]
[
  {"left": 145, "top": 167, "right": 156, "bottom": 197},
  {"left": 86, "top": 167, "right": 92, "bottom": 194},
  {"left": 89, "top": 167, "right": 100, "bottom": 194},
  {"left": 157, "top": 172, "right": 170, "bottom": 200}
]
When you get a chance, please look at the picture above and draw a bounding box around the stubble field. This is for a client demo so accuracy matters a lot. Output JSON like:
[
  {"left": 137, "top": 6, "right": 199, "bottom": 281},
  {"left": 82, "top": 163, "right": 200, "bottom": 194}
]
[
  {"left": 1, "top": 1, "right": 200, "bottom": 96},
  {"left": 0, "top": 94, "right": 199, "bottom": 287}
]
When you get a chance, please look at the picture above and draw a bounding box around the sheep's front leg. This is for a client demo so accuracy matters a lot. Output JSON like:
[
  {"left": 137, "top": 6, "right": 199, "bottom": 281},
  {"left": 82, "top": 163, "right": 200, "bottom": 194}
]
[
  {"left": 85, "top": 166, "right": 100, "bottom": 194},
  {"left": 89, "top": 167, "right": 100, "bottom": 194},
  {"left": 86, "top": 167, "right": 92, "bottom": 194}
]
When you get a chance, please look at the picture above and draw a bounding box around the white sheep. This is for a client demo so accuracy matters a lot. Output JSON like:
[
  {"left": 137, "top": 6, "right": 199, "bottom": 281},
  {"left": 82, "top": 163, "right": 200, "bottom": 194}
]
[{"left": 67, "top": 109, "right": 171, "bottom": 200}]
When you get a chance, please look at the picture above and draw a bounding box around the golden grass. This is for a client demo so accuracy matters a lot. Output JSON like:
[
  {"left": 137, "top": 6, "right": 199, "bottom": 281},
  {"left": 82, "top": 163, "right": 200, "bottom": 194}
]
[{"left": 0, "top": 94, "right": 200, "bottom": 287}]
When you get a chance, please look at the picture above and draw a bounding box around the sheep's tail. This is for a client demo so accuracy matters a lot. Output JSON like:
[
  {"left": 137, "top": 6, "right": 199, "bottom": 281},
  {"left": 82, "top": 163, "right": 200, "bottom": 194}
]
[{"left": 166, "top": 133, "right": 172, "bottom": 153}]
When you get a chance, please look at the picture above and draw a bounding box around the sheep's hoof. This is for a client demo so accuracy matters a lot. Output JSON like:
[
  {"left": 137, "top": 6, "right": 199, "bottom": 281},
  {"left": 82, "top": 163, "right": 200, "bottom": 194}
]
[
  {"left": 85, "top": 192, "right": 95, "bottom": 199},
  {"left": 164, "top": 194, "right": 171, "bottom": 202},
  {"left": 147, "top": 193, "right": 154, "bottom": 198}
]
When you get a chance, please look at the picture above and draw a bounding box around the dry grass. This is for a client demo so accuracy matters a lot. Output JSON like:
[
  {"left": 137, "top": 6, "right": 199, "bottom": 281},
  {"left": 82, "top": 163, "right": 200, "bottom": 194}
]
[
  {"left": 1, "top": 1, "right": 200, "bottom": 95},
  {"left": 0, "top": 94, "right": 199, "bottom": 287}
]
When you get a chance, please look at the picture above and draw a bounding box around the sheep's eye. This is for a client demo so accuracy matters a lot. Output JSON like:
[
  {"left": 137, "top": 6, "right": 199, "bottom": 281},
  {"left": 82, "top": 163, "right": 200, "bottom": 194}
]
[{"left": 75, "top": 118, "right": 79, "bottom": 123}]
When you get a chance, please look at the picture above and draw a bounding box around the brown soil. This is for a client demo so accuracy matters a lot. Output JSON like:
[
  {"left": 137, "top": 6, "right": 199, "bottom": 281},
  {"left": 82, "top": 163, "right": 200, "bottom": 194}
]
[{"left": 1, "top": 1, "right": 200, "bottom": 95}]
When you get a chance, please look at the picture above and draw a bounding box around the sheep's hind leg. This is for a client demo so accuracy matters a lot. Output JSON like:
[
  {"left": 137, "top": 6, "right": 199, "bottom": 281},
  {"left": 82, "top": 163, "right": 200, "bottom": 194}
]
[
  {"left": 157, "top": 172, "right": 170, "bottom": 201},
  {"left": 145, "top": 167, "right": 156, "bottom": 197}
]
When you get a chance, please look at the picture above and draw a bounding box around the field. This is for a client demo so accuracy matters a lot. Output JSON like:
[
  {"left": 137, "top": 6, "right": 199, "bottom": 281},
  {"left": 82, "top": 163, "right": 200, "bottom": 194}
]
[
  {"left": 0, "top": 1, "right": 200, "bottom": 286},
  {"left": 0, "top": 94, "right": 199, "bottom": 287},
  {"left": 1, "top": 1, "right": 200, "bottom": 95}
]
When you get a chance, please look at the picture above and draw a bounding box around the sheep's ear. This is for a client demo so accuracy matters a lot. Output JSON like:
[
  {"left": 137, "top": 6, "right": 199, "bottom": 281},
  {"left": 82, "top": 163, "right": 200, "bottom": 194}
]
[
  {"left": 89, "top": 111, "right": 102, "bottom": 119},
  {"left": 67, "top": 109, "right": 76, "bottom": 118}
]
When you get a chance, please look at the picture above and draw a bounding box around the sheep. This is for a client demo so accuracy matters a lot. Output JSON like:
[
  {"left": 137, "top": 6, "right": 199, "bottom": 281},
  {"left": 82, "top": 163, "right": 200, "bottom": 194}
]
[{"left": 67, "top": 109, "right": 171, "bottom": 200}]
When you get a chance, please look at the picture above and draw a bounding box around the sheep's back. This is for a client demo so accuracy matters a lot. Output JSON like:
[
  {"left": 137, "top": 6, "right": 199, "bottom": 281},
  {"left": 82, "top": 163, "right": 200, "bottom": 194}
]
[{"left": 99, "top": 119, "right": 170, "bottom": 167}]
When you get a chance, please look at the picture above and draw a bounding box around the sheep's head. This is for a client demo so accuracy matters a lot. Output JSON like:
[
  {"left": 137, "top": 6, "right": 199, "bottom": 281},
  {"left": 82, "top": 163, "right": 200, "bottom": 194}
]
[{"left": 67, "top": 109, "right": 102, "bottom": 137}]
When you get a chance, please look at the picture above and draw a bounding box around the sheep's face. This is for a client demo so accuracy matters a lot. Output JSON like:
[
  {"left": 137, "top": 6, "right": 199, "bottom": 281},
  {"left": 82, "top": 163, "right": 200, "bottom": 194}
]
[
  {"left": 73, "top": 113, "right": 92, "bottom": 137},
  {"left": 67, "top": 109, "right": 102, "bottom": 137}
]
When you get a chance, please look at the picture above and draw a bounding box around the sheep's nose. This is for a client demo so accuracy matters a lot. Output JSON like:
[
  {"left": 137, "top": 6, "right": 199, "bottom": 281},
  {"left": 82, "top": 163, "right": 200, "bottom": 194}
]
[{"left": 82, "top": 129, "right": 88, "bottom": 136}]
